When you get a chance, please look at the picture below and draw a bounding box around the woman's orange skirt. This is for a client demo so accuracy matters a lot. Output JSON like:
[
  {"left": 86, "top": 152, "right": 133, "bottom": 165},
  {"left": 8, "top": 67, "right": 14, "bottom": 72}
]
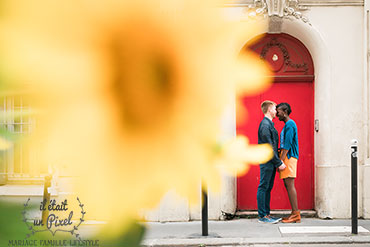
[{"left": 279, "top": 156, "right": 298, "bottom": 179}]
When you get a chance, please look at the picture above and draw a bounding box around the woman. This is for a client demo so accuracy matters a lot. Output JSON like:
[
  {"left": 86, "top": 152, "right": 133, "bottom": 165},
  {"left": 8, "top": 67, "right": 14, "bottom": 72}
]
[{"left": 276, "top": 102, "right": 300, "bottom": 223}]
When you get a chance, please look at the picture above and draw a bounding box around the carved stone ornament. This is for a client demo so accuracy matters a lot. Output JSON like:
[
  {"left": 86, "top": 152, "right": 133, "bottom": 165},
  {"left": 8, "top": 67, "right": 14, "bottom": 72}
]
[
  {"left": 245, "top": 0, "right": 310, "bottom": 26},
  {"left": 268, "top": 15, "right": 283, "bottom": 33}
]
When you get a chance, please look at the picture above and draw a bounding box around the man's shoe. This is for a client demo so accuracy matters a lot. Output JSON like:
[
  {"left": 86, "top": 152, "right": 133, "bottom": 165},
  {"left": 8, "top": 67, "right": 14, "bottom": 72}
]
[
  {"left": 267, "top": 215, "right": 282, "bottom": 222},
  {"left": 258, "top": 216, "right": 279, "bottom": 224}
]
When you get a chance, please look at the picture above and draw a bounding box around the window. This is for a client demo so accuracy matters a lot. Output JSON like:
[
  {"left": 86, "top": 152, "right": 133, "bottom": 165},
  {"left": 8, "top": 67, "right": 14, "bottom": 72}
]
[{"left": 0, "top": 95, "right": 46, "bottom": 184}]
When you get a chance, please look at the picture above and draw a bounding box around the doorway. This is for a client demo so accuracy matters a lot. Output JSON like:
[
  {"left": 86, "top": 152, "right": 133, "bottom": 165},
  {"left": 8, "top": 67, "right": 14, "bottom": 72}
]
[{"left": 236, "top": 33, "right": 315, "bottom": 210}]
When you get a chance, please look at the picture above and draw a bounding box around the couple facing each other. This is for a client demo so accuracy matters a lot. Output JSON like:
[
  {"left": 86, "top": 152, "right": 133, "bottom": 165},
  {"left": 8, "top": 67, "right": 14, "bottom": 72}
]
[{"left": 257, "top": 100, "right": 300, "bottom": 224}]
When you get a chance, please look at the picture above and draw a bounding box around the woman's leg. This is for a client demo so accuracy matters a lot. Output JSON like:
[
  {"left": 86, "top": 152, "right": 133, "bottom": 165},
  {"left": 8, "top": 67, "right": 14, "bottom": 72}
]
[
  {"left": 283, "top": 178, "right": 298, "bottom": 211},
  {"left": 282, "top": 177, "right": 300, "bottom": 223}
]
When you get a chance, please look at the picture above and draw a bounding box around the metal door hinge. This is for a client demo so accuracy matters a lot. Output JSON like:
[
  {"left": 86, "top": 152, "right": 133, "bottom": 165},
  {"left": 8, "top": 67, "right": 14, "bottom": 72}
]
[{"left": 315, "top": 119, "right": 319, "bottom": 132}]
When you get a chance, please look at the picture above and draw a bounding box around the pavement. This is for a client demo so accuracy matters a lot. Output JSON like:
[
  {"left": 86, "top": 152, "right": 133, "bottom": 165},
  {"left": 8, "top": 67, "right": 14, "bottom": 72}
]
[{"left": 142, "top": 215, "right": 370, "bottom": 247}]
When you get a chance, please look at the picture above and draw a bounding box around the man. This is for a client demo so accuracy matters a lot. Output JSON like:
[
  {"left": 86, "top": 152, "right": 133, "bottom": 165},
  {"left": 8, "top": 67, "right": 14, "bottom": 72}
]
[{"left": 257, "top": 100, "right": 286, "bottom": 223}]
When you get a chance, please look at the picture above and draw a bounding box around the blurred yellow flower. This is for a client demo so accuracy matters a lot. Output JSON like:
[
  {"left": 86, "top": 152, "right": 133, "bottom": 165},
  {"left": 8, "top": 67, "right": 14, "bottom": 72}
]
[
  {"left": 215, "top": 135, "right": 273, "bottom": 177},
  {"left": 0, "top": 137, "right": 11, "bottom": 149},
  {"left": 0, "top": 0, "right": 273, "bottom": 234}
]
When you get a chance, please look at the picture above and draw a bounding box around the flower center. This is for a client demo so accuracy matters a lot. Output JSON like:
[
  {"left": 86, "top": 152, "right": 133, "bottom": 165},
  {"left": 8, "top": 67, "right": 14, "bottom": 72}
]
[{"left": 109, "top": 34, "right": 177, "bottom": 131}]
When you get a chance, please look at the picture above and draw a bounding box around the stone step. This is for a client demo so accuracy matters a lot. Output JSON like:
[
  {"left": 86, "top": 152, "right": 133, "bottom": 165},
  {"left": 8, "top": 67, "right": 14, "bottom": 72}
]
[{"left": 235, "top": 210, "right": 317, "bottom": 219}]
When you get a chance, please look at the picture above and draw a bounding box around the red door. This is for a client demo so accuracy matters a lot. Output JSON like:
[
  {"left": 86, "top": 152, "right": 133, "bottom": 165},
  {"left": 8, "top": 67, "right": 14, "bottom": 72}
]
[{"left": 237, "top": 33, "right": 314, "bottom": 210}]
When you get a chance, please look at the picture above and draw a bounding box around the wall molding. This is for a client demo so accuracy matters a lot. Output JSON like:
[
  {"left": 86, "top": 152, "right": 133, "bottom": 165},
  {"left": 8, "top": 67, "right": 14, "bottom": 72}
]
[{"left": 224, "top": 1, "right": 364, "bottom": 7}]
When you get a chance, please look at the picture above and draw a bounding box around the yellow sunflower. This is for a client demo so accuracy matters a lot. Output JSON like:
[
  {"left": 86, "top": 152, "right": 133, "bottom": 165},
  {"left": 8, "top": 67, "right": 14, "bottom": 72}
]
[{"left": 0, "top": 0, "right": 273, "bottom": 234}]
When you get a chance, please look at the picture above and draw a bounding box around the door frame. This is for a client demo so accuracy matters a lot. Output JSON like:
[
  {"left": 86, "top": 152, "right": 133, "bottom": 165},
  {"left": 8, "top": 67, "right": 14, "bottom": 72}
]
[{"left": 236, "top": 32, "right": 315, "bottom": 211}]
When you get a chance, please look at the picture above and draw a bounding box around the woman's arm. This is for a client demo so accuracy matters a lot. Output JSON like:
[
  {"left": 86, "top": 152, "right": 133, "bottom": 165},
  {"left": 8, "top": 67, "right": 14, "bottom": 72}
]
[
  {"left": 280, "top": 122, "right": 294, "bottom": 161},
  {"left": 280, "top": 148, "right": 289, "bottom": 161}
]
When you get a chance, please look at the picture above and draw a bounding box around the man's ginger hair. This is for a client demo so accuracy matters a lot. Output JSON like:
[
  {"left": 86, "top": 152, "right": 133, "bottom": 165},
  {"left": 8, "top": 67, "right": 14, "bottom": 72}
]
[{"left": 261, "top": 100, "right": 276, "bottom": 114}]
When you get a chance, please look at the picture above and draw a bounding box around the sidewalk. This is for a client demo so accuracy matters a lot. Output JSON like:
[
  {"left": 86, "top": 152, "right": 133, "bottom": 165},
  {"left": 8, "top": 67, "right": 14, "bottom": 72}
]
[{"left": 142, "top": 217, "right": 370, "bottom": 246}]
